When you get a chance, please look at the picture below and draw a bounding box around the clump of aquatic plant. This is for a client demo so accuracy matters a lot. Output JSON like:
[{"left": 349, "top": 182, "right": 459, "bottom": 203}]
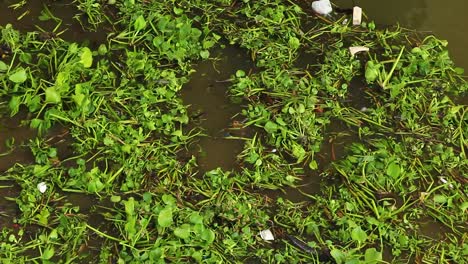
[
  {"left": 221, "top": 0, "right": 304, "bottom": 67},
  {"left": 0, "top": 0, "right": 467, "bottom": 263},
  {"left": 230, "top": 68, "right": 330, "bottom": 170}
]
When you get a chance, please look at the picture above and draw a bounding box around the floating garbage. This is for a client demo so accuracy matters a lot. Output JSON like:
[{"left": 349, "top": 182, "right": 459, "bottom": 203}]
[
  {"left": 286, "top": 235, "right": 316, "bottom": 253},
  {"left": 353, "top": 6, "right": 362, "bottom": 25},
  {"left": 439, "top": 176, "right": 454, "bottom": 189},
  {"left": 259, "top": 229, "right": 275, "bottom": 241},
  {"left": 311, "top": 0, "right": 332, "bottom": 16},
  {"left": 37, "top": 182, "right": 47, "bottom": 193},
  {"left": 349, "top": 46, "right": 369, "bottom": 56}
]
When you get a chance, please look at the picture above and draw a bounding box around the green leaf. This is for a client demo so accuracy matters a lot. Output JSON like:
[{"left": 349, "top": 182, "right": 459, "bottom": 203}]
[
  {"left": 110, "top": 195, "right": 121, "bottom": 203},
  {"left": 55, "top": 72, "right": 68, "bottom": 86},
  {"left": 454, "top": 67, "right": 464, "bottom": 75},
  {"left": 72, "top": 93, "right": 85, "bottom": 107},
  {"left": 152, "top": 35, "right": 164, "bottom": 48},
  {"left": 9, "top": 69, "right": 27, "bottom": 83},
  {"left": 433, "top": 194, "right": 447, "bottom": 204},
  {"left": 202, "top": 39, "right": 216, "bottom": 49},
  {"left": 365, "top": 61, "right": 380, "bottom": 83},
  {"left": 8, "top": 96, "right": 21, "bottom": 115},
  {"left": 364, "top": 248, "right": 382, "bottom": 264},
  {"left": 97, "top": 44, "right": 108, "bottom": 55},
  {"left": 330, "top": 248, "right": 346, "bottom": 264},
  {"left": 246, "top": 151, "right": 259, "bottom": 164},
  {"left": 27, "top": 95, "right": 41, "bottom": 112},
  {"left": 48, "top": 229, "right": 58, "bottom": 240},
  {"left": 173, "top": 7, "right": 183, "bottom": 15},
  {"left": 309, "top": 160, "right": 318, "bottom": 170},
  {"left": 192, "top": 251, "right": 203, "bottom": 262},
  {"left": 172, "top": 130, "right": 183, "bottom": 138},
  {"left": 201, "top": 228, "right": 215, "bottom": 244},
  {"left": 20, "top": 52, "right": 32, "bottom": 64},
  {"left": 276, "top": 117, "right": 287, "bottom": 126},
  {"left": 124, "top": 197, "right": 135, "bottom": 215},
  {"left": 87, "top": 178, "right": 104, "bottom": 193},
  {"left": 297, "top": 103, "right": 305, "bottom": 113},
  {"left": 351, "top": 226, "right": 367, "bottom": 243},
  {"left": 162, "top": 194, "right": 176, "bottom": 205},
  {"left": 264, "top": 121, "right": 278, "bottom": 134},
  {"left": 0, "top": 61, "right": 8, "bottom": 71},
  {"left": 103, "top": 136, "right": 114, "bottom": 146},
  {"left": 288, "top": 36, "right": 300, "bottom": 49},
  {"left": 189, "top": 212, "right": 204, "bottom": 225},
  {"left": 42, "top": 247, "right": 54, "bottom": 260},
  {"left": 142, "top": 192, "right": 152, "bottom": 202},
  {"left": 200, "top": 50, "right": 210, "bottom": 59},
  {"left": 45, "top": 87, "right": 61, "bottom": 104},
  {"left": 460, "top": 201, "right": 468, "bottom": 212},
  {"left": 235, "top": 70, "right": 245, "bottom": 78},
  {"left": 134, "top": 15, "right": 147, "bottom": 31},
  {"left": 30, "top": 118, "right": 42, "bottom": 130},
  {"left": 80, "top": 47, "right": 93, "bottom": 68},
  {"left": 121, "top": 144, "right": 132, "bottom": 153},
  {"left": 37, "top": 208, "right": 50, "bottom": 226},
  {"left": 158, "top": 207, "right": 173, "bottom": 227},
  {"left": 292, "top": 143, "right": 306, "bottom": 162},
  {"left": 386, "top": 162, "right": 401, "bottom": 178},
  {"left": 174, "top": 224, "right": 191, "bottom": 239}
]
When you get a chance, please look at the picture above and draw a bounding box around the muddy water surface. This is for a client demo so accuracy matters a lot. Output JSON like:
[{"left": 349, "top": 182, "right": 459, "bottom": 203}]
[
  {"left": 0, "top": 0, "right": 108, "bottom": 45},
  {"left": 0, "top": 112, "right": 35, "bottom": 171},
  {"left": 182, "top": 45, "right": 254, "bottom": 173}
]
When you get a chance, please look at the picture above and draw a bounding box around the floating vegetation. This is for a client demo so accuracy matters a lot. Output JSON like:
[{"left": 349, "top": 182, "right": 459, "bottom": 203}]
[{"left": 0, "top": 0, "right": 466, "bottom": 263}]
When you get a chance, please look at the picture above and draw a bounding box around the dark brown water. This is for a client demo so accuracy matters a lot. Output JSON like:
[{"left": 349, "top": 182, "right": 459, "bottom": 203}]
[
  {"left": 0, "top": 112, "right": 35, "bottom": 171},
  {"left": 182, "top": 45, "right": 254, "bottom": 172},
  {"left": 0, "top": 0, "right": 108, "bottom": 45}
]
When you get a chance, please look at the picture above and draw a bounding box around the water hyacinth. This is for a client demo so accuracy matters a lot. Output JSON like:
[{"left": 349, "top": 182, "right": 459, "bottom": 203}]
[{"left": 0, "top": 0, "right": 466, "bottom": 263}]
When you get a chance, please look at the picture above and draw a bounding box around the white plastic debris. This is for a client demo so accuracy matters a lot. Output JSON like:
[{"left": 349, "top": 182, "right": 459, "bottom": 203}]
[
  {"left": 352, "top": 6, "right": 362, "bottom": 25},
  {"left": 259, "top": 229, "right": 275, "bottom": 241},
  {"left": 439, "top": 177, "right": 454, "bottom": 189},
  {"left": 311, "top": 0, "right": 332, "bottom": 16},
  {"left": 349, "top": 46, "right": 369, "bottom": 56},
  {"left": 37, "top": 182, "right": 47, "bottom": 193}
]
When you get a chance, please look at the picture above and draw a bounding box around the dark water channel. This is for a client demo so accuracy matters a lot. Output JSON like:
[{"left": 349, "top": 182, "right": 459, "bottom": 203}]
[{"left": 182, "top": 46, "right": 253, "bottom": 173}]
